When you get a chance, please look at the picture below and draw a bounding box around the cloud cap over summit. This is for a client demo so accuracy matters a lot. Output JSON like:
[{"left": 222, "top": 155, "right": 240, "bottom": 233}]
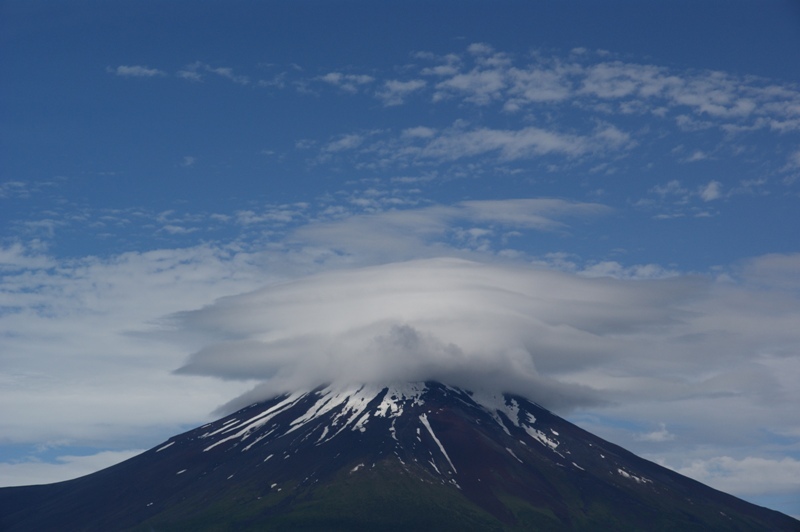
[{"left": 171, "top": 257, "right": 797, "bottom": 422}]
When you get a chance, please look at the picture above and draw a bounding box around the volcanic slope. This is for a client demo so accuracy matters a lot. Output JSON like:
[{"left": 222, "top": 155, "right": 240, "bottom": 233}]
[{"left": 1, "top": 382, "right": 797, "bottom": 531}]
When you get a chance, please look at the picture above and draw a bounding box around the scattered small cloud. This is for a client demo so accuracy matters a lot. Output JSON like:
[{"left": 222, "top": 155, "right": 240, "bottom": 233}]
[
  {"left": 643, "top": 179, "right": 725, "bottom": 218},
  {"left": 323, "top": 133, "right": 365, "bottom": 153},
  {"left": 318, "top": 72, "right": 375, "bottom": 93},
  {"left": 108, "top": 65, "right": 166, "bottom": 78},
  {"left": 177, "top": 69, "right": 203, "bottom": 82},
  {"left": 781, "top": 148, "right": 800, "bottom": 175},
  {"left": 176, "top": 62, "right": 249, "bottom": 84},
  {"left": 376, "top": 79, "right": 427, "bottom": 106},
  {"left": 580, "top": 261, "right": 679, "bottom": 280},
  {"left": 685, "top": 150, "right": 709, "bottom": 162},
  {"left": 699, "top": 180, "right": 723, "bottom": 201}
]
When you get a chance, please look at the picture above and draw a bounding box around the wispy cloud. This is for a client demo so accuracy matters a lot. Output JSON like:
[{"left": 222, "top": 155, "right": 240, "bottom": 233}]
[
  {"left": 376, "top": 79, "right": 427, "bottom": 106},
  {"left": 108, "top": 65, "right": 166, "bottom": 77},
  {"left": 699, "top": 180, "right": 723, "bottom": 201},
  {"left": 176, "top": 62, "right": 249, "bottom": 84},
  {"left": 323, "top": 133, "right": 366, "bottom": 153},
  {"left": 639, "top": 178, "right": 726, "bottom": 218},
  {"left": 318, "top": 121, "right": 634, "bottom": 170},
  {"left": 318, "top": 72, "right": 375, "bottom": 93},
  {"left": 289, "top": 198, "right": 610, "bottom": 263}
]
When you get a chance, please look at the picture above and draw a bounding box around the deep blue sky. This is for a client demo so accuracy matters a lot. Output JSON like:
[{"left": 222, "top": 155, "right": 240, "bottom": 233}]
[{"left": 2, "top": 0, "right": 800, "bottom": 518}]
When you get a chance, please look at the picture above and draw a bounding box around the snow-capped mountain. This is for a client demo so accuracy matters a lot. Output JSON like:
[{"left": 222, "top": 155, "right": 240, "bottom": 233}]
[{"left": 1, "top": 382, "right": 797, "bottom": 530}]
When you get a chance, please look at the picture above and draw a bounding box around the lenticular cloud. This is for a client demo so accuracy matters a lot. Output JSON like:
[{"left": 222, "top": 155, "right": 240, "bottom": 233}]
[{"left": 171, "top": 257, "right": 719, "bottom": 412}]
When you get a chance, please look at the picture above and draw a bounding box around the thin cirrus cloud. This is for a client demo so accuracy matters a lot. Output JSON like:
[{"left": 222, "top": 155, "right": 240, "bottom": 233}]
[
  {"left": 418, "top": 124, "right": 631, "bottom": 161},
  {"left": 287, "top": 198, "right": 611, "bottom": 264},
  {"left": 318, "top": 122, "right": 633, "bottom": 168}
]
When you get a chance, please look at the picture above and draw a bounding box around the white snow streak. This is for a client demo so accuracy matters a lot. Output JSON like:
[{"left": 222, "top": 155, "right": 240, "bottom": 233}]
[
  {"left": 419, "top": 413, "right": 457, "bottom": 474},
  {"left": 155, "top": 441, "right": 175, "bottom": 452},
  {"left": 202, "top": 391, "right": 307, "bottom": 452},
  {"left": 506, "top": 448, "right": 523, "bottom": 463}
]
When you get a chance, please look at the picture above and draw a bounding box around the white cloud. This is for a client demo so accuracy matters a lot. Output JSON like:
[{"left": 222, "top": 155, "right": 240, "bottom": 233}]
[
  {"left": 401, "top": 126, "right": 437, "bottom": 138},
  {"left": 176, "top": 62, "right": 249, "bottom": 84},
  {"left": 579, "top": 261, "right": 679, "bottom": 280},
  {"left": 414, "top": 45, "right": 800, "bottom": 143},
  {"left": 109, "top": 65, "right": 166, "bottom": 77},
  {"left": 738, "top": 252, "right": 800, "bottom": 291},
  {"left": 684, "top": 150, "right": 709, "bottom": 162},
  {"left": 699, "top": 180, "right": 723, "bottom": 201},
  {"left": 173, "top": 258, "right": 617, "bottom": 411},
  {"left": 459, "top": 198, "right": 611, "bottom": 230},
  {"left": 319, "top": 72, "right": 375, "bottom": 93},
  {"left": 0, "top": 244, "right": 269, "bottom": 447},
  {"left": 289, "top": 198, "right": 610, "bottom": 263},
  {"left": 377, "top": 79, "right": 427, "bottom": 106},
  {"left": 642, "top": 178, "right": 726, "bottom": 218},
  {"left": 505, "top": 65, "right": 573, "bottom": 109},
  {"left": 177, "top": 69, "right": 203, "bottom": 82},
  {"left": 169, "top": 253, "right": 800, "bottom": 432},
  {"left": 782, "top": 148, "right": 800, "bottom": 171},
  {"left": 323, "top": 119, "right": 634, "bottom": 170},
  {"left": 419, "top": 125, "right": 605, "bottom": 161},
  {"left": 0, "top": 180, "right": 29, "bottom": 199},
  {"left": 0, "top": 197, "right": 607, "bottom": 449},
  {"left": 435, "top": 68, "right": 507, "bottom": 105},
  {"left": 206, "top": 65, "right": 249, "bottom": 85},
  {"left": 324, "top": 133, "right": 365, "bottom": 153},
  {"left": 0, "top": 242, "right": 54, "bottom": 271}
]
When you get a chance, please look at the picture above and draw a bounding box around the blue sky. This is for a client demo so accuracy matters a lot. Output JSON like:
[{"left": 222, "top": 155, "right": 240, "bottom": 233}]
[{"left": 2, "top": 0, "right": 800, "bottom": 518}]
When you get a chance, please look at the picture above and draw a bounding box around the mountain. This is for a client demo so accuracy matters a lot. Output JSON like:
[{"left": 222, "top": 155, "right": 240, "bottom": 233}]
[{"left": 1, "top": 382, "right": 797, "bottom": 531}]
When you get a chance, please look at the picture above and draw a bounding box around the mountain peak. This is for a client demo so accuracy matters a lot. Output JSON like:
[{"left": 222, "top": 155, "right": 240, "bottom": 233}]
[{"left": 1, "top": 381, "right": 797, "bottom": 531}]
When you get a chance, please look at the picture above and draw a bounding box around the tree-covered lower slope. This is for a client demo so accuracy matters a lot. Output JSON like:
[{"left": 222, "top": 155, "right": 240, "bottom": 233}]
[{"left": 1, "top": 382, "right": 797, "bottom": 531}]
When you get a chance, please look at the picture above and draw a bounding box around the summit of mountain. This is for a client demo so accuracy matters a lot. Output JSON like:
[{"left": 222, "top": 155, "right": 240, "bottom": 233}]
[{"left": 1, "top": 382, "right": 797, "bottom": 531}]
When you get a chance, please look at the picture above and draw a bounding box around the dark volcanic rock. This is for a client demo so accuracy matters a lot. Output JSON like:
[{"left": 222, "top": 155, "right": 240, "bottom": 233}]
[{"left": 1, "top": 382, "right": 797, "bottom": 531}]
